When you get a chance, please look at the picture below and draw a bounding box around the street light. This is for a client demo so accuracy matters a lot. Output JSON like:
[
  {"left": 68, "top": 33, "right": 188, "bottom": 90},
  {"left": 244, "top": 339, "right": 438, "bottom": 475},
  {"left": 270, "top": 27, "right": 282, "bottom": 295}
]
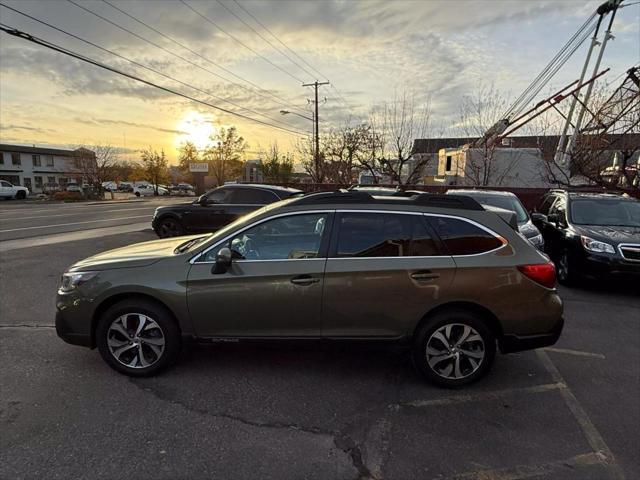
[{"left": 279, "top": 110, "right": 314, "bottom": 122}]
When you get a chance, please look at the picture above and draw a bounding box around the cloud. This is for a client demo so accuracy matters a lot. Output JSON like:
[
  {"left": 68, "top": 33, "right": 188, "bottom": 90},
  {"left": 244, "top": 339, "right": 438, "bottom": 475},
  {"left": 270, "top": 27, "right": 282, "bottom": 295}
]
[
  {"left": 78, "top": 117, "right": 189, "bottom": 136},
  {"left": 0, "top": 124, "right": 57, "bottom": 134}
]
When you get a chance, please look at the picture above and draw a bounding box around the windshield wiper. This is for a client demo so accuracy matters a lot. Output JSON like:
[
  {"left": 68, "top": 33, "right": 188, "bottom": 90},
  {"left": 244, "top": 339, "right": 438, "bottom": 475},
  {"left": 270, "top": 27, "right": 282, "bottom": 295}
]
[{"left": 174, "top": 236, "right": 207, "bottom": 254}]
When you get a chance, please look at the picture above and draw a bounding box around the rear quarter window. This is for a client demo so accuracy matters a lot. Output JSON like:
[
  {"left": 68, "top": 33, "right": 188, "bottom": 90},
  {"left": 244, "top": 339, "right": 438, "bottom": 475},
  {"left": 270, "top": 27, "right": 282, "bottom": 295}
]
[{"left": 428, "top": 216, "right": 504, "bottom": 255}]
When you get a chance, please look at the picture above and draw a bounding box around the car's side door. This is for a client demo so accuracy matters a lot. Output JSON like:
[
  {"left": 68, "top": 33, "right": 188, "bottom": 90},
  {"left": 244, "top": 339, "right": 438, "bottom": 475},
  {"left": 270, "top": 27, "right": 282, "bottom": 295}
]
[
  {"left": 186, "top": 188, "right": 235, "bottom": 233},
  {"left": 321, "top": 211, "right": 456, "bottom": 338},
  {"left": 187, "top": 211, "right": 333, "bottom": 337},
  {"left": 545, "top": 198, "right": 568, "bottom": 259}
]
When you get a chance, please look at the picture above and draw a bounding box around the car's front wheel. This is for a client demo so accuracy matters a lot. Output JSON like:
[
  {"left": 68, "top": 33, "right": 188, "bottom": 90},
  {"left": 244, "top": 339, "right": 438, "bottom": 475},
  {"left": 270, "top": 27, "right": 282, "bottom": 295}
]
[
  {"left": 556, "top": 250, "right": 579, "bottom": 286},
  {"left": 412, "top": 309, "right": 496, "bottom": 387},
  {"left": 96, "top": 299, "right": 181, "bottom": 376},
  {"left": 15, "top": 190, "right": 26, "bottom": 199},
  {"left": 156, "top": 217, "right": 185, "bottom": 238}
]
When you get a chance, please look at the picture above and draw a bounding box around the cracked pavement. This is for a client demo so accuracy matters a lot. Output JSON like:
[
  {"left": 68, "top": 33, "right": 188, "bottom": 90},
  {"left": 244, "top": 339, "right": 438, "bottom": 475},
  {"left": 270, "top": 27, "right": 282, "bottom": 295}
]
[{"left": 1, "top": 229, "right": 638, "bottom": 479}]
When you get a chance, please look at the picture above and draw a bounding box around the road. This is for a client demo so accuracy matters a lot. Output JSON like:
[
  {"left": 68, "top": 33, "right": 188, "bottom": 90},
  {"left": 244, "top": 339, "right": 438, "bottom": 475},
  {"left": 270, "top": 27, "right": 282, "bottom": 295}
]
[
  {"left": 0, "top": 197, "right": 182, "bottom": 242},
  {"left": 1, "top": 201, "right": 638, "bottom": 480}
]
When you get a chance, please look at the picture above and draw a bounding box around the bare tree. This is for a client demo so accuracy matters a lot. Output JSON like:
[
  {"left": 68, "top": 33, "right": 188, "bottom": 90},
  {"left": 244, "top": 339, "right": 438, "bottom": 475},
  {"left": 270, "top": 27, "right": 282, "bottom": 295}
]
[
  {"left": 372, "top": 90, "right": 434, "bottom": 185},
  {"left": 71, "top": 145, "right": 117, "bottom": 195},
  {"left": 457, "top": 85, "right": 521, "bottom": 186},
  {"left": 177, "top": 141, "right": 199, "bottom": 184}
]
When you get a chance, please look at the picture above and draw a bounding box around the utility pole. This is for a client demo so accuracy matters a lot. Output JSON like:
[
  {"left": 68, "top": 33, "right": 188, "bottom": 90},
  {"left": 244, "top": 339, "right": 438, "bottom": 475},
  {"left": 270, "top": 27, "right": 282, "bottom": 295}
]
[{"left": 302, "top": 81, "right": 329, "bottom": 182}]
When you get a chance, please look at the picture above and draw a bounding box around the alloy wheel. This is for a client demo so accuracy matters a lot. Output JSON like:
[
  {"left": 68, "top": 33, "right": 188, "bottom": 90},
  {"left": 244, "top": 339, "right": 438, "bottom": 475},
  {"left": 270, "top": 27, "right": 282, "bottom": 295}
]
[
  {"left": 107, "top": 314, "right": 165, "bottom": 369},
  {"left": 557, "top": 253, "right": 569, "bottom": 281},
  {"left": 425, "top": 323, "right": 485, "bottom": 380},
  {"left": 159, "top": 219, "right": 181, "bottom": 237}
]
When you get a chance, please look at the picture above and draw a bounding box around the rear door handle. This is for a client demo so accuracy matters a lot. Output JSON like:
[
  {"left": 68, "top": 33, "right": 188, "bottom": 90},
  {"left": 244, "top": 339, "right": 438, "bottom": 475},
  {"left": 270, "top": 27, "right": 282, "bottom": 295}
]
[
  {"left": 290, "top": 275, "right": 320, "bottom": 286},
  {"left": 411, "top": 271, "right": 440, "bottom": 281}
]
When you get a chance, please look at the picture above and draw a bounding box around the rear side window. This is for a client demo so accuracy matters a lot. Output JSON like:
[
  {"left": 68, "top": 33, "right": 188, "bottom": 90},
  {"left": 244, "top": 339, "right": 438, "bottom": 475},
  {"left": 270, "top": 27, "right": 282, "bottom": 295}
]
[
  {"left": 231, "top": 188, "right": 279, "bottom": 204},
  {"left": 428, "top": 216, "right": 504, "bottom": 255},
  {"left": 335, "top": 213, "right": 439, "bottom": 257}
]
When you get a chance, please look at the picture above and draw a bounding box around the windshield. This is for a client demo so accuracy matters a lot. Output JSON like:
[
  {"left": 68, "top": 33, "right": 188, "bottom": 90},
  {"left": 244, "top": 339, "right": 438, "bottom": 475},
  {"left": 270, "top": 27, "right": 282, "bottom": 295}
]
[
  {"left": 570, "top": 199, "right": 640, "bottom": 227},
  {"left": 457, "top": 193, "right": 529, "bottom": 223}
]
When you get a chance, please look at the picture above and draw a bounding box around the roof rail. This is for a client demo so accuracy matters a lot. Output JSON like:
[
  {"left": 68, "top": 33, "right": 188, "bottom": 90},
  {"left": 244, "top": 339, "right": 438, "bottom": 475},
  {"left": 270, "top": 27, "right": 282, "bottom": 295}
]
[
  {"left": 412, "top": 193, "right": 484, "bottom": 210},
  {"left": 291, "top": 190, "right": 484, "bottom": 210}
]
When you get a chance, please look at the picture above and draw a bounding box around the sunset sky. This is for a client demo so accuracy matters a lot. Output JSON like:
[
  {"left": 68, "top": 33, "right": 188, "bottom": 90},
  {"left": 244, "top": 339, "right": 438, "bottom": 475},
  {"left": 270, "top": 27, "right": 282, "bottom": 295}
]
[{"left": 1, "top": 0, "right": 638, "bottom": 164}]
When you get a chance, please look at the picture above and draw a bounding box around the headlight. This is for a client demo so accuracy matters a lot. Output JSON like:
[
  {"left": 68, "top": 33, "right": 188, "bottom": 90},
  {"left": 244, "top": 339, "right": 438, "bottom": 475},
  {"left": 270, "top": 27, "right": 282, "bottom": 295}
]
[
  {"left": 528, "top": 234, "right": 544, "bottom": 246},
  {"left": 59, "top": 271, "right": 97, "bottom": 293},
  {"left": 581, "top": 236, "right": 615, "bottom": 254}
]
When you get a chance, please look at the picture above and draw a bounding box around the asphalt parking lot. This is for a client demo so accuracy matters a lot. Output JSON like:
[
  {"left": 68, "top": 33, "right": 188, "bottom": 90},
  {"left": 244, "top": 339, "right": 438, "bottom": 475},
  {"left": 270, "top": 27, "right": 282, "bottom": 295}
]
[{"left": 1, "top": 204, "right": 638, "bottom": 480}]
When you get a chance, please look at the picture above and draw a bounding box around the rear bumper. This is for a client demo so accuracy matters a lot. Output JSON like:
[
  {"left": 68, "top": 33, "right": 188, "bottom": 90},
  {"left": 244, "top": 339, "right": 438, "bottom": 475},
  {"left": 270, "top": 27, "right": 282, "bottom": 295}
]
[{"left": 499, "top": 316, "right": 564, "bottom": 354}]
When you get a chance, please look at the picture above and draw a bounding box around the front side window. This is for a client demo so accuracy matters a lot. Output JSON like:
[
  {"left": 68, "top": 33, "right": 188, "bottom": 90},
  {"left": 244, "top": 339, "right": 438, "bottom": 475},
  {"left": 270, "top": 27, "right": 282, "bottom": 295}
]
[
  {"left": 0, "top": 180, "right": 11, "bottom": 187},
  {"left": 537, "top": 194, "right": 557, "bottom": 215},
  {"left": 231, "top": 188, "right": 279, "bottom": 204},
  {"left": 428, "top": 216, "right": 504, "bottom": 255},
  {"left": 204, "top": 213, "right": 328, "bottom": 262},
  {"left": 204, "top": 188, "right": 233, "bottom": 204},
  {"left": 335, "top": 213, "right": 439, "bottom": 258}
]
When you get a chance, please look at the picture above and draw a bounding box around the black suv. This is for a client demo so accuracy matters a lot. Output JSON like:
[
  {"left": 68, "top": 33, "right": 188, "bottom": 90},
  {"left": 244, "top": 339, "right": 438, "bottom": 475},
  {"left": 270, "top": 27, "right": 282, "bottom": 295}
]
[
  {"left": 152, "top": 184, "right": 302, "bottom": 238},
  {"left": 532, "top": 190, "right": 640, "bottom": 284}
]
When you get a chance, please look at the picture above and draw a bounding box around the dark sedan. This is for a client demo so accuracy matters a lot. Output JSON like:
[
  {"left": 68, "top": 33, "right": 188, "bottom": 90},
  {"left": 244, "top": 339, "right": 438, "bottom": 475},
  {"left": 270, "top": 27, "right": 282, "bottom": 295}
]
[{"left": 152, "top": 184, "right": 302, "bottom": 237}]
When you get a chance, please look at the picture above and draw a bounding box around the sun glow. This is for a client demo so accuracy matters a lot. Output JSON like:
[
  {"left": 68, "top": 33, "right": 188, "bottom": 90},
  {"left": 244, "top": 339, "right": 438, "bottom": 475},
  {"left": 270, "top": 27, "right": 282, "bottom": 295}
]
[{"left": 175, "top": 111, "right": 216, "bottom": 151}]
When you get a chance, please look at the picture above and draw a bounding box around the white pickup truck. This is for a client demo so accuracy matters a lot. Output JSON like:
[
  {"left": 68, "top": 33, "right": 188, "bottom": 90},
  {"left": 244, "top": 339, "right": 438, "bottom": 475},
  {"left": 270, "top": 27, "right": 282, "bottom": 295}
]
[{"left": 0, "top": 180, "right": 29, "bottom": 199}]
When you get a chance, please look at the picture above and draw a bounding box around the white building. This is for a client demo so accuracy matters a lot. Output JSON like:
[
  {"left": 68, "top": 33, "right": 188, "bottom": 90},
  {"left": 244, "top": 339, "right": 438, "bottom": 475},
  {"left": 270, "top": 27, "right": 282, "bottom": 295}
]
[{"left": 0, "top": 144, "right": 94, "bottom": 194}]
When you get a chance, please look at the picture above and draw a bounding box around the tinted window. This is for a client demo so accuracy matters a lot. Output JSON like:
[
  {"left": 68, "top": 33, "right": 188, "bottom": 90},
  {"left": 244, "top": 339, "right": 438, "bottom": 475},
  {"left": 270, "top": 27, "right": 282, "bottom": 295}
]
[
  {"left": 428, "top": 216, "right": 503, "bottom": 255},
  {"left": 537, "top": 194, "right": 557, "bottom": 215},
  {"left": 335, "top": 213, "right": 439, "bottom": 257},
  {"left": 231, "top": 188, "right": 279, "bottom": 204},
  {"left": 208, "top": 213, "right": 328, "bottom": 261},
  {"left": 205, "top": 188, "right": 233, "bottom": 204}
]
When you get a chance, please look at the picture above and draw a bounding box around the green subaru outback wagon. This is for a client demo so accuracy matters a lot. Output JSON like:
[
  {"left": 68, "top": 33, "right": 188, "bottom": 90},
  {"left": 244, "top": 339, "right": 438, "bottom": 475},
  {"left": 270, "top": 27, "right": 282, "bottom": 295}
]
[{"left": 56, "top": 191, "right": 563, "bottom": 387}]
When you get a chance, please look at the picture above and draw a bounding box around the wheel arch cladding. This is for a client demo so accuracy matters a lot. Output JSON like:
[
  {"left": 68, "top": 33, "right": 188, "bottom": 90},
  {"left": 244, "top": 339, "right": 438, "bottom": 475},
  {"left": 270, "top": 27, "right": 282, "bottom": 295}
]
[
  {"left": 413, "top": 301, "right": 503, "bottom": 341},
  {"left": 92, "top": 293, "right": 181, "bottom": 348}
]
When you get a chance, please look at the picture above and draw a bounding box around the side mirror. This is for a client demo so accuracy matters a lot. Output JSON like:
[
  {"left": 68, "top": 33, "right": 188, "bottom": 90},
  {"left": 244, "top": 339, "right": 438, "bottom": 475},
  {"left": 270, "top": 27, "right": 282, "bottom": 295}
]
[
  {"left": 195, "top": 195, "right": 207, "bottom": 206},
  {"left": 211, "top": 247, "right": 232, "bottom": 274},
  {"left": 530, "top": 212, "right": 547, "bottom": 224}
]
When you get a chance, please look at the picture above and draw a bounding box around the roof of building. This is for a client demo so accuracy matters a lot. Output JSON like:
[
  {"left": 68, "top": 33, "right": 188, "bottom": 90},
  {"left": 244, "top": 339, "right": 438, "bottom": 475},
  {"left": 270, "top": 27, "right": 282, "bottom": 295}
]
[
  {"left": 413, "top": 134, "right": 640, "bottom": 158},
  {"left": 0, "top": 143, "right": 94, "bottom": 156}
]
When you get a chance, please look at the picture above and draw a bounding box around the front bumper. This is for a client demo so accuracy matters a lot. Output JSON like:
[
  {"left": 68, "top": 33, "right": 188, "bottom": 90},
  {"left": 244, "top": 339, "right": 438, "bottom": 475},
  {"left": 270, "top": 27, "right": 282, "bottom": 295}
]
[
  {"left": 499, "top": 316, "right": 564, "bottom": 354},
  {"left": 581, "top": 253, "right": 640, "bottom": 278},
  {"left": 55, "top": 293, "right": 94, "bottom": 348},
  {"left": 56, "top": 310, "right": 92, "bottom": 347}
]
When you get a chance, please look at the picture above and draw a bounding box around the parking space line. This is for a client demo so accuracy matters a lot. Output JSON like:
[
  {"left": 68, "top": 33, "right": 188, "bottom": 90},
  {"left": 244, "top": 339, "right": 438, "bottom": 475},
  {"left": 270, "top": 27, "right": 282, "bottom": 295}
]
[
  {"left": 536, "top": 350, "right": 625, "bottom": 480},
  {"left": 0, "top": 206, "right": 153, "bottom": 221},
  {"left": 544, "top": 347, "right": 606, "bottom": 359},
  {"left": 399, "top": 382, "right": 566, "bottom": 408},
  {"left": 447, "top": 451, "right": 603, "bottom": 480}
]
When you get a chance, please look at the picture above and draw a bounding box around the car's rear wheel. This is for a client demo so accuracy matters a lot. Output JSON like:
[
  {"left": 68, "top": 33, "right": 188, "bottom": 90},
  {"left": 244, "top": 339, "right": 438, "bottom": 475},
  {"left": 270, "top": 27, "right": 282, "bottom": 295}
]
[
  {"left": 413, "top": 309, "right": 496, "bottom": 387},
  {"left": 16, "top": 190, "right": 26, "bottom": 199},
  {"left": 157, "top": 217, "right": 184, "bottom": 238},
  {"left": 96, "top": 299, "right": 180, "bottom": 377},
  {"left": 135, "top": 191, "right": 141, "bottom": 197}
]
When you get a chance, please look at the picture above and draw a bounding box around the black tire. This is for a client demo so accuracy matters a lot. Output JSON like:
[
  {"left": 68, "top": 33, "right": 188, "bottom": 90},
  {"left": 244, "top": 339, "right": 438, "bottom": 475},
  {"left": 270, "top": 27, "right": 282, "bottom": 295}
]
[
  {"left": 412, "top": 309, "right": 496, "bottom": 388},
  {"left": 556, "top": 249, "right": 578, "bottom": 286},
  {"left": 135, "top": 191, "right": 141, "bottom": 197},
  {"left": 15, "top": 190, "right": 26, "bottom": 200},
  {"left": 96, "top": 299, "right": 181, "bottom": 377},
  {"left": 156, "top": 217, "right": 185, "bottom": 238}
]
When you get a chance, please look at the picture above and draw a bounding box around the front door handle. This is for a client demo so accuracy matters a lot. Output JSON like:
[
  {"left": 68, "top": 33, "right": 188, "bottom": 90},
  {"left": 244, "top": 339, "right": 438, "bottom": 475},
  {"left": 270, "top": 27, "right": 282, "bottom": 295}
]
[
  {"left": 411, "top": 271, "right": 440, "bottom": 281},
  {"left": 290, "top": 275, "right": 320, "bottom": 286}
]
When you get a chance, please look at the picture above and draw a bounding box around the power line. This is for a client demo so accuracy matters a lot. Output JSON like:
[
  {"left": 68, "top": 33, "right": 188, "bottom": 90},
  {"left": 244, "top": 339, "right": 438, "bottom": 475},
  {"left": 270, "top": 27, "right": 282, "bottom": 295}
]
[
  {"left": 0, "top": 2, "right": 304, "bottom": 131},
  {"left": 215, "top": 0, "right": 314, "bottom": 80},
  {"left": 66, "top": 0, "right": 307, "bottom": 122},
  {"left": 179, "top": 0, "right": 306, "bottom": 85},
  {"left": 0, "top": 24, "right": 309, "bottom": 137},
  {"left": 230, "top": 0, "right": 352, "bottom": 110},
  {"left": 100, "top": 0, "right": 308, "bottom": 116}
]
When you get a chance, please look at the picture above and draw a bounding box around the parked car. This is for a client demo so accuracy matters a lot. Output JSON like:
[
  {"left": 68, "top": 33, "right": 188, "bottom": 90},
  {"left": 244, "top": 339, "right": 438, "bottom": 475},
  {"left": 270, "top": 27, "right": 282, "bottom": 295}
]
[
  {"left": 66, "top": 183, "right": 83, "bottom": 193},
  {"left": 532, "top": 189, "right": 640, "bottom": 284},
  {"left": 152, "top": 184, "right": 302, "bottom": 238},
  {"left": 0, "top": 180, "right": 29, "bottom": 199},
  {"left": 170, "top": 183, "right": 196, "bottom": 196},
  {"left": 447, "top": 189, "right": 544, "bottom": 250},
  {"left": 101, "top": 181, "right": 118, "bottom": 192},
  {"left": 118, "top": 182, "right": 134, "bottom": 192},
  {"left": 56, "top": 190, "right": 563, "bottom": 386},
  {"left": 133, "top": 184, "right": 169, "bottom": 197}
]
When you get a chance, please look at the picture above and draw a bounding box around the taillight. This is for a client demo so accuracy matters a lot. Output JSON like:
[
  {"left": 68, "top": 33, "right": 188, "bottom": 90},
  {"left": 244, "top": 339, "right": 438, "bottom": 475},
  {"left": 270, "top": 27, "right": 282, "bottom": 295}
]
[{"left": 517, "top": 262, "right": 556, "bottom": 289}]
